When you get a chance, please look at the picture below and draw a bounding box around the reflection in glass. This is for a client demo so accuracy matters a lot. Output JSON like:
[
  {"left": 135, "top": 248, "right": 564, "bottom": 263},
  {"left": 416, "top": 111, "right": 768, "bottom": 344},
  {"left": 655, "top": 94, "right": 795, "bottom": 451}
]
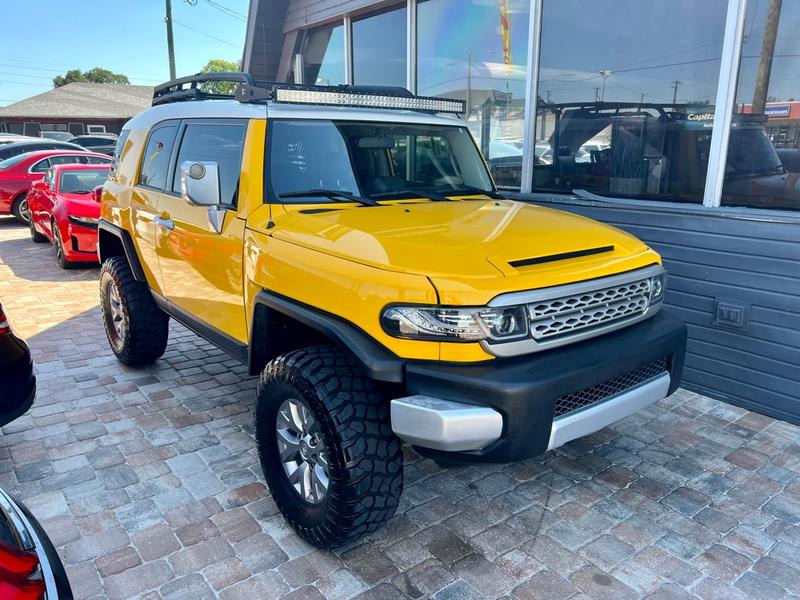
[
  {"left": 723, "top": 0, "right": 800, "bottom": 210},
  {"left": 417, "top": 0, "right": 529, "bottom": 189},
  {"left": 532, "top": 0, "right": 727, "bottom": 203},
  {"left": 353, "top": 6, "right": 407, "bottom": 87},
  {"left": 300, "top": 23, "right": 345, "bottom": 85}
]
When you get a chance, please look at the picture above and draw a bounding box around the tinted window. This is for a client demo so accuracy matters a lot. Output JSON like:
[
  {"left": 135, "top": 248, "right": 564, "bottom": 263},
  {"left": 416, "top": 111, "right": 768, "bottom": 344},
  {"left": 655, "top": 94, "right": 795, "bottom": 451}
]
[
  {"left": 139, "top": 125, "right": 177, "bottom": 189},
  {"left": 0, "top": 154, "right": 29, "bottom": 170},
  {"left": 110, "top": 130, "right": 130, "bottom": 175},
  {"left": 417, "top": 0, "right": 530, "bottom": 189},
  {"left": 353, "top": 6, "right": 407, "bottom": 87},
  {"left": 30, "top": 159, "right": 51, "bottom": 173},
  {"left": 171, "top": 122, "right": 246, "bottom": 206},
  {"left": 530, "top": 0, "right": 727, "bottom": 202},
  {"left": 721, "top": 1, "right": 800, "bottom": 210},
  {"left": 88, "top": 156, "right": 111, "bottom": 165},
  {"left": 49, "top": 155, "right": 89, "bottom": 167}
]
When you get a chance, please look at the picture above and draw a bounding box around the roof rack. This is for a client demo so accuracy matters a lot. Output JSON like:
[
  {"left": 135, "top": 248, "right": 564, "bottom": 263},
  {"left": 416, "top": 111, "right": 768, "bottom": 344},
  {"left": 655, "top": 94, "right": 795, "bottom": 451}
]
[{"left": 152, "top": 72, "right": 466, "bottom": 115}]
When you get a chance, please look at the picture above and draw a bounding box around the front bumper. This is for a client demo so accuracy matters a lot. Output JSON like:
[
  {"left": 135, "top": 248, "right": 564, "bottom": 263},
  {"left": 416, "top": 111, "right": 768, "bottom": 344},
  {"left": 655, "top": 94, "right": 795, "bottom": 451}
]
[{"left": 392, "top": 311, "right": 686, "bottom": 462}]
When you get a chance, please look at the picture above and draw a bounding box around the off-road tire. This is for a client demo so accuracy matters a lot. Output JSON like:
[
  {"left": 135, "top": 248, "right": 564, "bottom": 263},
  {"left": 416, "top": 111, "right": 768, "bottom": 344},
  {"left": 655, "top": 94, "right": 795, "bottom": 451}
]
[
  {"left": 12, "top": 194, "right": 29, "bottom": 225},
  {"left": 29, "top": 218, "right": 46, "bottom": 243},
  {"left": 53, "top": 221, "right": 76, "bottom": 270},
  {"left": 255, "top": 345, "right": 403, "bottom": 549},
  {"left": 100, "top": 256, "right": 169, "bottom": 366}
]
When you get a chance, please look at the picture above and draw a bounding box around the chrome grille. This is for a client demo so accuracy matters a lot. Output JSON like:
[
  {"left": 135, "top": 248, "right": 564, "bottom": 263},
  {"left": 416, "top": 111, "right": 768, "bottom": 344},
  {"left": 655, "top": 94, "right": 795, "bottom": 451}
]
[
  {"left": 529, "top": 278, "right": 651, "bottom": 340},
  {"left": 553, "top": 357, "right": 669, "bottom": 418}
]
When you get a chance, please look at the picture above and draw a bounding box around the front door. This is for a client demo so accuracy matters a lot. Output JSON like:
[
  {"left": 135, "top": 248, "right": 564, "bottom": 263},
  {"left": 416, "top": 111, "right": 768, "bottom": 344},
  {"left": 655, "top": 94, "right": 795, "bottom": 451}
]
[{"left": 155, "top": 119, "right": 249, "bottom": 344}]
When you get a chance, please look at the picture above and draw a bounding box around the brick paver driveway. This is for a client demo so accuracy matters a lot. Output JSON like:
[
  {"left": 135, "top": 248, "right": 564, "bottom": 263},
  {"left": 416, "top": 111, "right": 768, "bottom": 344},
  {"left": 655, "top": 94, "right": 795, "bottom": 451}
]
[{"left": 1, "top": 217, "right": 799, "bottom": 600}]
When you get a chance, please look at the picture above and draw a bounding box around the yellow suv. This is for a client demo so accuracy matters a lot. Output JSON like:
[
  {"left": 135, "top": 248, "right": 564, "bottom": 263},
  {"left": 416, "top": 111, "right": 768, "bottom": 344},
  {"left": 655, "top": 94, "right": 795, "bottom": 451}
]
[{"left": 97, "top": 73, "right": 686, "bottom": 548}]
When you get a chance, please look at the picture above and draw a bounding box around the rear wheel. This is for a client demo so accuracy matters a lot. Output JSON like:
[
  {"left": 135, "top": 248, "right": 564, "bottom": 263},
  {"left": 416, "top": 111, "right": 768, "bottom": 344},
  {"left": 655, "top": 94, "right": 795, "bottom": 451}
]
[
  {"left": 11, "top": 194, "right": 29, "bottom": 225},
  {"left": 100, "top": 256, "right": 169, "bottom": 365},
  {"left": 255, "top": 345, "right": 403, "bottom": 549},
  {"left": 29, "top": 218, "right": 46, "bottom": 243}
]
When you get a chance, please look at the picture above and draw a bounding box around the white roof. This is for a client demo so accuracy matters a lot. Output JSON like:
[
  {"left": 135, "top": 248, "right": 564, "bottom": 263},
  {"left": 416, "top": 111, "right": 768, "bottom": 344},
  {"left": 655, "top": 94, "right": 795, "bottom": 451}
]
[{"left": 124, "top": 99, "right": 465, "bottom": 131}]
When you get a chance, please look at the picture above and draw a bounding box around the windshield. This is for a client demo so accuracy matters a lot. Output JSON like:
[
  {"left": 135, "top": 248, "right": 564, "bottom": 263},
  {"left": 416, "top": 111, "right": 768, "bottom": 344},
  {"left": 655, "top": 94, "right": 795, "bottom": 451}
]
[
  {"left": 59, "top": 169, "right": 109, "bottom": 193},
  {"left": 268, "top": 120, "right": 495, "bottom": 201},
  {"left": 725, "top": 126, "right": 784, "bottom": 178}
]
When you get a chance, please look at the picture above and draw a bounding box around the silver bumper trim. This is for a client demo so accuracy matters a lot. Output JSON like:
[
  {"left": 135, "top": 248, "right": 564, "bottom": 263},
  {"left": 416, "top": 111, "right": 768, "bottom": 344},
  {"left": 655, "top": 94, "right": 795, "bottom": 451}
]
[
  {"left": 390, "top": 395, "right": 503, "bottom": 452},
  {"left": 547, "top": 372, "right": 671, "bottom": 451}
]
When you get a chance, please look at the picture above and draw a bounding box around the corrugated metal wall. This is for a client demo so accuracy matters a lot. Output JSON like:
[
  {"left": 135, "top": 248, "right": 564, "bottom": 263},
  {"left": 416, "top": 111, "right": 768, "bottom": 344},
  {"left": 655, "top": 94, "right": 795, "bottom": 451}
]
[
  {"left": 245, "top": 0, "right": 292, "bottom": 82},
  {"left": 525, "top": 197, "right": 800, "bottom": 424}
]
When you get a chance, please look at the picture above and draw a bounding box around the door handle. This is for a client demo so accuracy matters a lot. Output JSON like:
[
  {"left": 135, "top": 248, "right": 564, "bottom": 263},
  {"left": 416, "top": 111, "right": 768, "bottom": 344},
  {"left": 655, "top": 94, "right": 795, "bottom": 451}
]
[{"left": 154, "top": 216, "right": 174, "bottom": 231}]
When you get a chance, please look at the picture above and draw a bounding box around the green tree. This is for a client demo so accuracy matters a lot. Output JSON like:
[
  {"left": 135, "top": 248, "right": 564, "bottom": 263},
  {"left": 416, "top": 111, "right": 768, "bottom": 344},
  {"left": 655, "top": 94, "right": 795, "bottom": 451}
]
[
  {"left": 199, "top": 59, "right": 241, "bottom": 95},
  {"left": 53, "top": 67, "right": 130, "bottom": 87}
]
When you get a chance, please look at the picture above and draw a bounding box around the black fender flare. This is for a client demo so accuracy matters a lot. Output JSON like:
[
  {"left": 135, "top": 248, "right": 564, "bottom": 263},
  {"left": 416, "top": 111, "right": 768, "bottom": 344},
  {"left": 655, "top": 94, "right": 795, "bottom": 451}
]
[
  {"left": 251, "top": 291, "right": 405, "bottom": 383},
  {"left": 97, "top": 219, "right": 147, "bottom": 282}
]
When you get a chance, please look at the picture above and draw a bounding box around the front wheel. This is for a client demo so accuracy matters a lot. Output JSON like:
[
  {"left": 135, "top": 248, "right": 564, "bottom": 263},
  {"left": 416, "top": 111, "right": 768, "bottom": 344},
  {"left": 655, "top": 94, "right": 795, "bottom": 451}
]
[
  {"left": 29, "top": 218, "right": 46, "bottom": 243},
  {"left": 100, "top": 256, "right": 169, "bottom": 365},
  {"left": 255, "top": 345, "right": 403, "bottom": 549},
  {"left": 53, "top": 222, "right": 76, "bottom": 269}
]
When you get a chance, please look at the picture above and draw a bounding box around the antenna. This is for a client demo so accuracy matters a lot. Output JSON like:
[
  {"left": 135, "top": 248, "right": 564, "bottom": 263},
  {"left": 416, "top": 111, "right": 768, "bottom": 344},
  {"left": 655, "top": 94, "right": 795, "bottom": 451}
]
[{"left": 264, "top": 22, "right": 275, "bottom": 230}]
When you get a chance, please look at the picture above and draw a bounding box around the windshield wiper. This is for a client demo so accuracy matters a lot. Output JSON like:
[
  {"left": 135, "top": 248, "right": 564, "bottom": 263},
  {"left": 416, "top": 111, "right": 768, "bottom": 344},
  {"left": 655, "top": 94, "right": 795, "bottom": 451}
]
[
  {"left": 435, "top": 185, "right": 504, "bottom": 199},
  {"left": 279, "top": 189, "right": 378, "bottom": 206},
  {"left": 368, "top": 189, "right": 450, "bottom": 201}
]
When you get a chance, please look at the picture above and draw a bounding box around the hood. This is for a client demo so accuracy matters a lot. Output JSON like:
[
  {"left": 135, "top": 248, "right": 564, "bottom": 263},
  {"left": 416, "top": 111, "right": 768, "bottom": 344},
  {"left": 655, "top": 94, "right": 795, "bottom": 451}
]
[
  {"left": 272, "top": 199, "right": 657, "bottom": 302},
  {"left": 61, "top": 193, "right": 101, "bottom": 217}
]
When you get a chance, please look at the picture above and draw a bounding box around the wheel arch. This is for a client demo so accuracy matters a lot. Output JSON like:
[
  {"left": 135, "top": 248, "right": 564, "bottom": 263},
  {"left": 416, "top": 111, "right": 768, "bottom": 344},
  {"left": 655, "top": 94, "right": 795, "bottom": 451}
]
[
  {"left": 250, "top": 291, "right": 404, "bottom": 383},
  {"left": 97, "top": 220, "right": 147, "bottom": 282}
]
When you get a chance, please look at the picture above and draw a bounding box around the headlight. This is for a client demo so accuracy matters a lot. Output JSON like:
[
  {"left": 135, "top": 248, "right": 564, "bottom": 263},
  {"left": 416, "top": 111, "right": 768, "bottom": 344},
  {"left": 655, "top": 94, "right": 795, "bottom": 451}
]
[
  {"left": 69, "top": 216, "right": 99, "bottom": 226},
  {"left": 381, "top": 305, "right": 528, "bottom": 342},
  {"left": 649, "top": 271, "right": 667, "bottom": 302}
]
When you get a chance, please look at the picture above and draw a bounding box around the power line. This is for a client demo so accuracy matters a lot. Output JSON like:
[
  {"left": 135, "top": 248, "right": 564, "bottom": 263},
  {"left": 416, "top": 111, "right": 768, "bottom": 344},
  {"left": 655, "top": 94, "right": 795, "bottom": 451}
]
[
  {"left": 185, "top": 0, "right": 247, "bottom": 21},
  {"left": 172, "top": 19, "right": 243, "bottom": 48}
]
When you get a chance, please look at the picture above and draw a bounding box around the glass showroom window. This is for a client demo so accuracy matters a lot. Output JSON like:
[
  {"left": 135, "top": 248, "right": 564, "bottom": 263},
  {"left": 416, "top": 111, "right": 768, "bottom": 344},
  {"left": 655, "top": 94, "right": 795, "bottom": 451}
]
[
  {"left": 417, "top": 0, "right": 530, "bottom": 189},
  {"left": 352, "top": 5, "right": 407, "bottom": 87},
  {"left": 721, "top": 0, "right": 800, "bottom": 210},
  {"left": 532, "top": 0, "right": 727, "bottom": 203},
  {"left": 299, "top": 22, "right": 346, "bottom": 85}
]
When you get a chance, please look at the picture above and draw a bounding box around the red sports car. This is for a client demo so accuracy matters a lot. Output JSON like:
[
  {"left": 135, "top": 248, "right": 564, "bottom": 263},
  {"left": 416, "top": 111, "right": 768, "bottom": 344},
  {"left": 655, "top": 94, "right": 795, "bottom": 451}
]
[
  {"left": 28, "top": 163, "right": 111, "bottom": 269},
  {"left": 0, "top": 150, "right": 110, "bottom": 224}
]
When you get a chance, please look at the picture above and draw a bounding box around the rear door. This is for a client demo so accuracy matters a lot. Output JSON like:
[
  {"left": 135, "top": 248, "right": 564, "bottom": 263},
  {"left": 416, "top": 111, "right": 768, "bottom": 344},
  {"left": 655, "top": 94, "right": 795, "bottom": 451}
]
[
  {"left": 131, "top": 121, "right": 179, "bottom": 293},
  {"left": 155, "top": 118, "right": 249, "bottom": 344}
]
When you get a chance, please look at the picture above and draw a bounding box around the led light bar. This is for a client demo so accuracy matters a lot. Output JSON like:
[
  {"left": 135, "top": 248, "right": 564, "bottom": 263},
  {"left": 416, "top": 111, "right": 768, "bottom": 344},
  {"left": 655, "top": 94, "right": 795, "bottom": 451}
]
[{"left": 273, "top": 86, "right": 466, "bottom": 115}]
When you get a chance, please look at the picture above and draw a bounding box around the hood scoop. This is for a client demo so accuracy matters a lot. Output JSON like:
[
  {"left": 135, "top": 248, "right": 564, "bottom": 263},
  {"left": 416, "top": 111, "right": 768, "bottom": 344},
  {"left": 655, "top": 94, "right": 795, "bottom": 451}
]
[{"left": 509, "top": 245, "right": 615, "bottom": 268}]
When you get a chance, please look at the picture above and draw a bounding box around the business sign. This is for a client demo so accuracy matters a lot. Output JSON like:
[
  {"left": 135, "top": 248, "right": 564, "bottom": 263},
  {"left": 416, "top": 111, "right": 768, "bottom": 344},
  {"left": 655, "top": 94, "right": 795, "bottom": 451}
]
[{"left": 765, "top": 104, "right": 791, "bottom": 118}]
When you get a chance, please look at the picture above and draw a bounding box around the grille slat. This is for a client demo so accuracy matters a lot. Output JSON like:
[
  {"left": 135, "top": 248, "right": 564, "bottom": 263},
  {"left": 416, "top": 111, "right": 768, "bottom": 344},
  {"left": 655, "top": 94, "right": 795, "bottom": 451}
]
[
  {"left": 553, "top": 358, "right": 669, "bottom": 418},
  {"left": 528, "top": 279, "right": 651, "bottom": 340}
]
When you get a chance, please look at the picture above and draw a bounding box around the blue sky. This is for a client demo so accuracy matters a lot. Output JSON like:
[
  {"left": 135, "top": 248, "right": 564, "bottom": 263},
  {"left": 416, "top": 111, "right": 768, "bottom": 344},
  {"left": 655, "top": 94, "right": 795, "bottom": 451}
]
[{"left": 0, "top": 0, "right": 249, "bottom": 106}]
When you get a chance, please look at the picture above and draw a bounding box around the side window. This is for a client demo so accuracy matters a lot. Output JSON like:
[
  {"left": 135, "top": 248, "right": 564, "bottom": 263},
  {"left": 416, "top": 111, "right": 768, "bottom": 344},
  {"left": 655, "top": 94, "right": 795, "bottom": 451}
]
[
  {"left": 49, "top": 155, "right": 88, "bottom": 167},
  {"left": 110, "top": 130, "right": 130, "bottom": 176},
  {"left": 139, "top": 125, "right": 177, "bottom": 189},
  {"left": 31, "top": 159, "right": 51, "bottom": 173},
  {"left": 171, "top": 122, "right": 246, "bottom": 206}
]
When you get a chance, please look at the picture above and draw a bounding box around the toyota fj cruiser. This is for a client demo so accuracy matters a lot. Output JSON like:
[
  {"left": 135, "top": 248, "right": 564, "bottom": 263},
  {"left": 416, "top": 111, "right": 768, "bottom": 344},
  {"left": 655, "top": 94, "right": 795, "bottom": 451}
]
[{"left": 97, "top": 73, "right": 686, "bottom": 548}]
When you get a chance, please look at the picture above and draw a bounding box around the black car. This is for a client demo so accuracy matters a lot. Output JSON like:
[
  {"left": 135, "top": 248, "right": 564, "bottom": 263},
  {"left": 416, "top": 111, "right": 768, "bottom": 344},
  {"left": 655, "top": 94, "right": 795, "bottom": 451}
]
[
  {"left": 0, "top": 140, "right": 86, "bottom": 162},
  {"left": 71, "top": 134, "right": 118, "bottom": 156},
  {"left": 0, "top": 303, "right": 35, "bottom": 428}
]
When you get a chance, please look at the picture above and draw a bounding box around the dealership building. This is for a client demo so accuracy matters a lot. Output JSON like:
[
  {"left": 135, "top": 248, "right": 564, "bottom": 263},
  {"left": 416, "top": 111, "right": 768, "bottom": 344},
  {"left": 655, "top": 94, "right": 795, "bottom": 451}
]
[{"left": 242, "top": 0, "right": 799, "bottom": 423}]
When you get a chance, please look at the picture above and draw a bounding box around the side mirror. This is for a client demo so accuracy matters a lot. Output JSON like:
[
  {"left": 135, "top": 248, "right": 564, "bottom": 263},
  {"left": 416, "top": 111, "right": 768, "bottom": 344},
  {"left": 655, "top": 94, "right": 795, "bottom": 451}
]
[
  {"left": 92, "top": 185, "right": 103, "bottom": 203},
  {"left": 179, "top": 161, "right": 220, "bottom": 207}
]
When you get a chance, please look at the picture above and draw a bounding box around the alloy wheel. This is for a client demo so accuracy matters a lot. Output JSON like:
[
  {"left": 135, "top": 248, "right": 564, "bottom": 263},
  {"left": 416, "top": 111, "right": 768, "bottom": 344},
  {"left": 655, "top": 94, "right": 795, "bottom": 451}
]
[
  {"left": 107, "top": 283, "right": 127, "bottom": 342},
  {"left": 276, "top": 398, "right": 330, "bottom": 504}
]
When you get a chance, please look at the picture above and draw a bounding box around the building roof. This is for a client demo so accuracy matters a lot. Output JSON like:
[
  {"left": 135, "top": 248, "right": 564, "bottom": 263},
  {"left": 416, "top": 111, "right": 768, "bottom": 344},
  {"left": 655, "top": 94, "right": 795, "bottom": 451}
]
[{"left": 0, "top": 82, "right": 153, "bottom": 120}]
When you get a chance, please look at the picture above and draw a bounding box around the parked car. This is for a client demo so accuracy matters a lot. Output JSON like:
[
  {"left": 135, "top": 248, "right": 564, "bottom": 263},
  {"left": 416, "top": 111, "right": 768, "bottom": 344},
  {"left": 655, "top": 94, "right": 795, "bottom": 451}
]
[
  {"left": 29, "top": 164, "right": 110, "bottom": 268},
  {"left": 777, "top": 147, "right": 800, "bottom": 174},
  {"left": 38, "top": 131, "right": 75, "bottom": 143},
  {"left": 0, "top": 134, "right": 38, "bottom": 146},
  {"left": 0, "top": 139, "right": 87, "bottom": 162},
  {"left": 0, "top": 303, "right": 35, "bottom": 428},
  {"left": 98, "top": 73, "right": 686, "bottom": 548},
  {"left": 0, "top": 150, "right": 110, "bottom": 224},
  {"left": 71, "top": 134, "right": 118, "bottom": 156}
]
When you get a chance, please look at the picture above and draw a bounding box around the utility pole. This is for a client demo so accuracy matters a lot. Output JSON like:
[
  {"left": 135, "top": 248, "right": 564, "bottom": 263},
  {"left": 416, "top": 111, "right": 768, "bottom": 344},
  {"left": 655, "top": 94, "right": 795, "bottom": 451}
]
[
  {"left": 753, "top": 0, "right": 782, "bottom": 114},
  {"left": 165, "top": 0, "right": 177, "bottom": 80},
  {"left": 671, "top": 80, "right": 681, "bottom": 105},
  {"left": 593, "top": 87, "right": 600, "bottom": 102},
  {"left": 599, "top": 70, "right": 611, "bottom": 101}
]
